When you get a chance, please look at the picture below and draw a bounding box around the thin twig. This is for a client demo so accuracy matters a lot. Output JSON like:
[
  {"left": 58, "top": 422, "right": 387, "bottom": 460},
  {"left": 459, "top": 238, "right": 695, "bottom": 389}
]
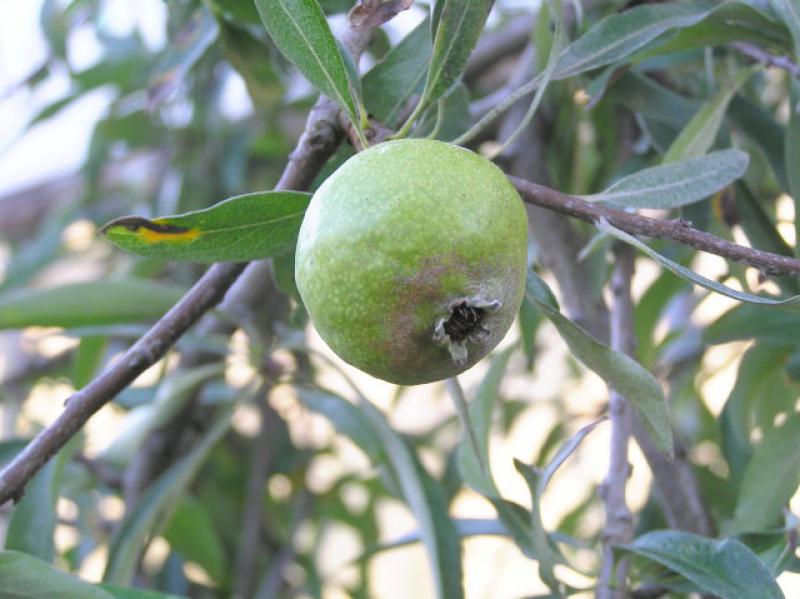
[
  {"left": 253, "top": 491, "right": 314, "bottom": 599},
  {"left": 598, "top": 245, "right": 636, "bottom": 599},
  {"left": 511, "top": 176, "right": 800, "bottom": 277},
  {"left": 732, "top": 42, "right": 800, "bottom": 79},
  {"left": 233, "top": 388, "right": 280, "bottom": 598}
]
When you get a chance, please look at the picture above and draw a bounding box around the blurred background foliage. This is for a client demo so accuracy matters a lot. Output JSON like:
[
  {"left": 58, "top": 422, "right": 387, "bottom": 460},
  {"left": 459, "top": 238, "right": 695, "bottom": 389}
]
[{"left": 1, "top": 0, "right": 800, "bottom": 598}]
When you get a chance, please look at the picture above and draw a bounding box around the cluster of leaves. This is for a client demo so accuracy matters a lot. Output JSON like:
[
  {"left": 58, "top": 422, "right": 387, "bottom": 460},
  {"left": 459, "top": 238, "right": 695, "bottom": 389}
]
[{"left": 1, "top": 0, "right": 800, "bottom": 598}]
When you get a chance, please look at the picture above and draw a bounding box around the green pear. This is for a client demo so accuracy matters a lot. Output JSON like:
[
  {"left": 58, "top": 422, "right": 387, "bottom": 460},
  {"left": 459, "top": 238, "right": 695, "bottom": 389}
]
[{"left": 296, "top": 139, "right": 528, "bottom": 385}]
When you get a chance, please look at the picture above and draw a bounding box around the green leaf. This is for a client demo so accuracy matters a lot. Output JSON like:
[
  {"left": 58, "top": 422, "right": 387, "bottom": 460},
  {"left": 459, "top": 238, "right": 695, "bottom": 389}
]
[
  {"left": 253, "top": 0, "right": 364, "bottom": 139},
  {"left": 769, "top": 0, "right": 800, "bottom": 58},
  {"left": 398, "top": 0, "right": 493, "bottom": 134},
  {"left": 103, "top": 405, "right": 234, "bottom": 585},
  {"left": 525, "top": 271, "right": 674, "bottom": 455},
  {"left": 554, "top": 2, "right": 719, "bottom": 80},
  {"left": 358, "top": 398, "right": 464, "bottom": 599},
  {"left": 218, "top": 22, "right": 283, "bottom": 109},
  {"left": 148, "top": 6, "right": 219, "bottom": 107},
  {"left": 98, "top": 584, "right": 185, "bottom": 599},
  {"left": 598, "top": 221, "right": 800, "bottom": 312},
  {"left": 728, "top": 95, "right": 787, "bottom": 191},
  {"left": 705, "top": 303, "right": 800, "bottom": 345},
  {"left": 72, "top": 336, "right": 108, "bottom": 389},
  {"left": 0, "top": 550, "right": 114, "bottom": 599},
  {"left": 538, "top": 419, "right": 605, "bottom": 495},
  {"left": 457, "top": 2, "right": 722, "bottom": 146},
  {"left": 426, "top": 0, "right": 493, "bottom": 105},
  {"left": 362, "top": 17, "right": 432, "bottom": 126},
  {"left": 294, "top": 386, "right": 382, "bottom": 458},
  {"left": 719, "top": 344, "right": 792, "bottom": 482},
  {"left": 490, "top": 19, "right": 563, "bottom": 158},
  {"left": 582, "top": 149, "right": 748, "bottom": 209},
  {"left": 5, "top": 441, "right": 76, "bottom": 561},
  {"left": 101, "top": 191, "right": 311, "bottom": 263},
  {"left": 786, "top": 81, "right": 800, "bottom": 254},
  {"left": 162, "top": 496, "right": 226, "bottom": 582},
  {"left": 99, "top": 363, "right": 226, "bottom": 467},
  {"left": 514, "top": 461, "right": 563, "bottom": 592},
  {"left": 298, "top": 385, "right": 462, "bottom": 598},
  {"left": 456, "top": 346, "right": 515, "bottom": 497},
  {"left": 729, "top": 414, "right": 800, "bottom": 533},
  {"left": 638, "top": 1, "right": 791, "bottom": 58},
  {"left": 0, "top": 279, "right": 187, "bottom": 330},
  {"left": 621, "top": 530, "right": 784, "bottom": 599},
  {"left": 663, "top": 68, "right": 754, "bottom": 163}
]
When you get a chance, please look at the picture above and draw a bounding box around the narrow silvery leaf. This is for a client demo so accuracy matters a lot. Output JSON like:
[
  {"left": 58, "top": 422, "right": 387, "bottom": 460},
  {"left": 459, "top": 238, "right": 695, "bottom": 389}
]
[
  {"left": 454, "top": 346, "right": 514, "bottom": 497},
  {"left": 538, "top": 418, "right": 605, "bottom": 495},
  {"left": 728, "top": 414, "right": 800, "bottom": 533},
  {"left": 253, "top": 0, "right": 365, "bottom": 140},
  {"left": 582, "top": 149, "right": 748, "bottom": 209},
  {"left": 598, "top": 221, "right": 800, "bottom": 312},
  {"left": 621, "top": 531, "right": 784, "bottom": 599},
  {"left": 554, "top": 2, "right": 718, "bottom": 79},
  {"left": 0, "top": 552, "right": 113, "bottom": 599},
  {"left": 104, "top": 404, "right": 235, "bottom": 584},
  {"left": 770, "top": 0, "right": 800, "bottom": 58},
  {"left": 663, "top": 68, "right": 754, "bottom": 163},
  {"left": 525, "top": 271, "right": 674, "bottom": 455},
  {"left": 398, "top": 0, "right": 493, "bottom": 135},
  {"left": 362, "top": 18, "right": 432, "bottom": 126},
  {"left": 786, "top": 81, "right": 800, "bottom": 252},
  {"left": 457, "top": 2, "right": 719, "bottom": 145},
  {"left": 357, "top": 398, "right": 464, "bottom": 599}
]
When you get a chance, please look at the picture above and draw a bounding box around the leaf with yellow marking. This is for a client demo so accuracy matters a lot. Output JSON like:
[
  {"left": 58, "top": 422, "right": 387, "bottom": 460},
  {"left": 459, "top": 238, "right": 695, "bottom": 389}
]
[{"left": 101, "top": 191, "right": 311, "bottom": 262}]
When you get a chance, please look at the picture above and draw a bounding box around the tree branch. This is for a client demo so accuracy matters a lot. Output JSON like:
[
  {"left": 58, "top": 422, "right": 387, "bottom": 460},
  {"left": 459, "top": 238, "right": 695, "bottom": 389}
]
[
  {"left": 511, "top": 176, "right": 800, "bottom": 277},
  {"left": 598, "top": 245, "right": 636, "bottom": 599}
]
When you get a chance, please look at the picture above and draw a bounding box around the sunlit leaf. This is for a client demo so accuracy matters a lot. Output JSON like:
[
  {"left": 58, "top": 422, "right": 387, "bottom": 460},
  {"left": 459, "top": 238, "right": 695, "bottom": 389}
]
[{"left": 101, "top": 191, "right": 310, "bottom": 263}]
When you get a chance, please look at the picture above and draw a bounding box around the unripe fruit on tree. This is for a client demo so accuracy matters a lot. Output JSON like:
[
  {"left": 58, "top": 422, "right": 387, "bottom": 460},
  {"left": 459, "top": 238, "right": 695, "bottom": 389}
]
[{"left": 295, "top": 139, "right": 528, "bottom": 385}]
